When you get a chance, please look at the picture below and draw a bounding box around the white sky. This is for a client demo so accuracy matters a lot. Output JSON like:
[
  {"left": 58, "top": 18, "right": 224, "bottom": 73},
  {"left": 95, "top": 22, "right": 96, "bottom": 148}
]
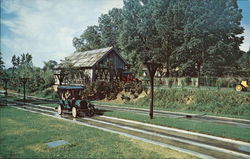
[{"left": 0, "top": 0, "right": 123, "bottom": 68}]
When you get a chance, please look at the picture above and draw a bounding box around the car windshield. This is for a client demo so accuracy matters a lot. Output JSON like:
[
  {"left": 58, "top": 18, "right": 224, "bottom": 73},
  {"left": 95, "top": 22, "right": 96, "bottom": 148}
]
[{"left": 59, "top": 89, "right": 81, "bottom": 100}]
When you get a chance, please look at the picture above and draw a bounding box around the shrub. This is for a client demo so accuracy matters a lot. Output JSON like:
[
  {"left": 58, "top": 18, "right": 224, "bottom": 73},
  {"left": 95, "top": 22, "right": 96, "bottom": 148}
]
[
  {"left": 177, "top": 78, "right": 185, "bottom": 87},
  {"left": 216, "top": 78, "right": 237, "bottom": 88},
  {"left": 191, "top": 78, "right": 198, "bottom": 86},
  {"left": 184, "top": 77, "right": 191, "bottom": 86},
  {"left": 204, "top": 77, "right": 217, "bottom": 86},
  {"left": 165, "top": 78, "right": 174, "bottom": 88},
  {"left": 44, "top": 88, "right": 54, "bottom": 97}
]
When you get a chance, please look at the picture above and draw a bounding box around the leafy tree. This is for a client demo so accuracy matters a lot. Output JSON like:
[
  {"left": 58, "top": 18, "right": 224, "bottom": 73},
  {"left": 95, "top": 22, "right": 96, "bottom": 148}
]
[
  {"left": 43, "top": 60, "right": 58, "bottom": 71},
  {"left": 16, "top": 56, "right": 20, "bottom": 66},
  {"left": 169, "top": 0, "right": 244, "bottom": 77},
  {"left": 20, "top": 54, "right": 25, "bottom": 65},
  {"left": 72, "top": 0, "right": 245, "bottom": 77},
  {"left": 153, "top": 0, "right": 184, "bottom": 76},
  {"left": 99, "top": 8, "right": 123, "bottom": 48},
  {"left": 0, "top": 52, "right": 5, "bottom": 76},
  {"left": 119, "top": 0, "right": 165, "bottom": 74},
  {"left": 73, "top": 37, "right": 85, "bottom": 52},
  {"left": 21, "top": 53, "right": 32, "bottom": 67},
  {"left": 25, "top": 53, "right": 32, "bottom": 66},
  {"left": 83, "top": 25, "right": 102, "bottom": 49},
  {"left": 7, "top": 53, "right": 55, "bottom": 93},
  {"left": 11, "top": 55, "right": 18, "bottom": 70},
  {"left": 237, "top": 48, "right": 250, "bottom": 71},
  {"left": 0, "top": 52, "right": 4, "bottom": 70},
  {"left": 73, "top": 25, "right": 103, "bottom": 52}
]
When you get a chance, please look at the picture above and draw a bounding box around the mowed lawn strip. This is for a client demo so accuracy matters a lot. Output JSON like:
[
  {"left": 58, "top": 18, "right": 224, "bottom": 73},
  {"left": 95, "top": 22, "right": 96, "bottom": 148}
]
[
  {"left": 0, "top": 95, "right": 56, "bottom": 107},
  {"left": 93, "top": 101, "right": 250, "bottom": 120},
  {"left": 0, "top": 107, "right": 198, "bottom": 159},
  {"left": 103, "top": 111, "right": 250, "bottom": 142}
]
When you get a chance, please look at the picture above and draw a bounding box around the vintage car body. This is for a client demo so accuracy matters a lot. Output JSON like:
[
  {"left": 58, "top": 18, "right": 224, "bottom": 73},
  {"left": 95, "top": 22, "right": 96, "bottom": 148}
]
[
  {"left": 57, "top": 85, "right": 95, "bottom": 118},
  {"left": 235, "top": 80, "right": 249, "bottom": 92}
]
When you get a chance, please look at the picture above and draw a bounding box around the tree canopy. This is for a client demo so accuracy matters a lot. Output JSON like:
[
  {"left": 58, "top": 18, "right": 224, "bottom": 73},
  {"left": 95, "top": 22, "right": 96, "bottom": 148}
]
[
  {"left": 0, "top": 52, "right": 5, "bottom": 76},
  {"left": 43, "top": 60, "right": 58, "bottom": 71},
  {"left": 99, "top": 8, "right": 123, "bottom": 48},
  {"left": 73, "top": 0, "right": 245, "bottom": 77},
  {"left": 73, "top": 25, "right": 103, "bottom": 52},
  {"left": 6, "top": 54, "right": 55, "bottom": 93}
]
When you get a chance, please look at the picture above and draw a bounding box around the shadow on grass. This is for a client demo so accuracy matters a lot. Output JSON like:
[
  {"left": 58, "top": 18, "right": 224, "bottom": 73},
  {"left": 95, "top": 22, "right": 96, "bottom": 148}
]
[{"left": 94, "top": 109, "right": 112, "bottom": 115}]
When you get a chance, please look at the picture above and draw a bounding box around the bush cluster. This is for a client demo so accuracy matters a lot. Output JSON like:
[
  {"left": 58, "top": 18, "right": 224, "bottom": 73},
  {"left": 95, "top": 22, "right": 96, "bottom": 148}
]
[
  {"left": 161, "top": 77, "right": 246, "bottom": 88},
  {"left": 83, "top": 81, "right": 123, "bottom": 100},
  {"left": 5, "top": 67, "right": 54, "bottom": 94}
]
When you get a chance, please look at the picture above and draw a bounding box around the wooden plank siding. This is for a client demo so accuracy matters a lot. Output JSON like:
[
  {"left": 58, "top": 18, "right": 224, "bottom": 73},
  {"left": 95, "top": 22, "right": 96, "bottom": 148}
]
[{"left": 56, "top": 47, "right": 127, "bottom": 85}]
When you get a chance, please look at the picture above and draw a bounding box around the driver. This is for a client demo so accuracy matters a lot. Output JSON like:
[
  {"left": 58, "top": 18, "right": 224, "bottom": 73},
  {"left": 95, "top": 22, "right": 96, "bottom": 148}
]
[{"left": 65, "top": 90, "right": 72, "bottom": 99}]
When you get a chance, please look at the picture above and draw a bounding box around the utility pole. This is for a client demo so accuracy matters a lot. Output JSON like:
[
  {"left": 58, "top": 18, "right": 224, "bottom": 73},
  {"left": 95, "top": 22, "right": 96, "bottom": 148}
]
[
  {"left": 143, "top": 62, "right": 161, "bottom": 119},
  {"left": 20, "top": 77, "right": 29, "bottom": 101}
]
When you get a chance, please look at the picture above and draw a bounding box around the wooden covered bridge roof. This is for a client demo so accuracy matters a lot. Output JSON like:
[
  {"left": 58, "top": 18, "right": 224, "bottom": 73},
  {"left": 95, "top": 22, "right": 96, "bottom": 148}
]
[{"left": 58, "top": 47, "right": 126, "bottom": 69}]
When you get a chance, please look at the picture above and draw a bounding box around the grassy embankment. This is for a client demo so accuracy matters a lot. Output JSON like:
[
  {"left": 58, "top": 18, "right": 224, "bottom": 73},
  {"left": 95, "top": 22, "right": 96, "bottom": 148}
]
[
  {"left": 131, "top": 88, "right": 250, "bottom": 117},
  {"left": 0, "top": 107, "right": 197, "bottom": 159},
  {"left": 93, "top": 88, "right": 250, "bottom": 118}
]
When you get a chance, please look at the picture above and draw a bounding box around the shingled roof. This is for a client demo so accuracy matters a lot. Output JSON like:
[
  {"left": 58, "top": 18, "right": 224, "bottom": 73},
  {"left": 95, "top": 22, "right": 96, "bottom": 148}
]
[{"left": 61, "top": 47, "right": 119, "bottom": 68}]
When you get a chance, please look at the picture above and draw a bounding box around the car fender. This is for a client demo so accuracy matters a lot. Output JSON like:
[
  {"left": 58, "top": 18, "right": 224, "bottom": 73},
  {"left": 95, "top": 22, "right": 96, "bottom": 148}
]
[
  {"left": 59, "top": 99, "right": 64, "bottom": 105},
  {"left": 75, "top": 100, "right": 82, "bottom": 107}
]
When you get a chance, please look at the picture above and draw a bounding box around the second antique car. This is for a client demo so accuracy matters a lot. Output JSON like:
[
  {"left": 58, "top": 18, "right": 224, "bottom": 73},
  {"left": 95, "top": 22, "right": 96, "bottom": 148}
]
[
  {"left": 57, "top": 85, "right": 95, "bottom": 118},
  {"left": 235, "top": 80, "right": 249, "bottom": 92}
]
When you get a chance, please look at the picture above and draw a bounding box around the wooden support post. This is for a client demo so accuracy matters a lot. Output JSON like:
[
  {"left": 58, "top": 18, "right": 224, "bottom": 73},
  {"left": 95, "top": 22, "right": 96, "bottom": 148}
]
[
  {"left": 144, "top": 62, "right": 161, "bottom": 119},
  {"left": 23, "top": 81, "right": 26, "bottom": 100},
  {"left": 54, "top": 73, "right": 68, "bottom": 86},
  {"left": 2, "top": 78, "right": 9, "bottom": 97},
  {"left": 149, "top": 75, "right": 154, "bottom": 119},
  {"left": 20, "top": 77, "right": 29, "bottom": 101},
  {"left": 197, "top": 65, "right": 203, "bottom": 88}
]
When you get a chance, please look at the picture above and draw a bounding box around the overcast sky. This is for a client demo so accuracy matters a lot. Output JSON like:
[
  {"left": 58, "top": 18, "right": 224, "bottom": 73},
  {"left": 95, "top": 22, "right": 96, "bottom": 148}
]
[{"left": 1, "top": 0, "right": 249, "bottom": 68}]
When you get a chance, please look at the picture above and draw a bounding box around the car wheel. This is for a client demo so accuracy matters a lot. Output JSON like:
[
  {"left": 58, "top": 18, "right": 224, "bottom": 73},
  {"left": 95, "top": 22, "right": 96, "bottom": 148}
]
[
  {"left": 58, "top": 105, "right": 63, "bottom": 115},
  {"left": 235, "top": 85, "right": 242, "bottom": 92},
  {"left": 89, "top": 108, "right": 94, "bottom": 116},
  {"left": 72, "top": 107, "right": 78, "bottom": 118}
]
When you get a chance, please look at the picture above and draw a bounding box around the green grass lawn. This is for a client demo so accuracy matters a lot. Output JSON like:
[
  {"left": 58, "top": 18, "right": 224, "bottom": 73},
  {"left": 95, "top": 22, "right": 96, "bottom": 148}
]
[
  {"left": 103, "top": 111, "right": 250, "bottom": 142},
  {"left": 92, "top": 101, "right": 250, "bottom": 120},
  {"left": 1, "top": 95, "right": 250, "bottom": 142},
  {"left": 0, "top": 107, "right": 198, "bottom": 159}
]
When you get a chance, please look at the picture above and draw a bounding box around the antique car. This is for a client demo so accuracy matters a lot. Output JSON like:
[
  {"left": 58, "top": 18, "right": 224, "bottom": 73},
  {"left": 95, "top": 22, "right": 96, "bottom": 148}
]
[
  {"left": 235, "top": 80, "right": 249, "bottom": 92},
  {"left": 121, "top": 71, "right": 139, "bottom": 82},
  {"left": 57, "top": 85, "right": 95, "bottom": 118}
]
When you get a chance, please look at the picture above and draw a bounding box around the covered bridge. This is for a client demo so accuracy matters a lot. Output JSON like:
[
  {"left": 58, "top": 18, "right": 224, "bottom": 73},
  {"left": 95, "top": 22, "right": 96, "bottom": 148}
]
[{"left": 55, "top": 47, "right": 128, "bottom": 85}]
